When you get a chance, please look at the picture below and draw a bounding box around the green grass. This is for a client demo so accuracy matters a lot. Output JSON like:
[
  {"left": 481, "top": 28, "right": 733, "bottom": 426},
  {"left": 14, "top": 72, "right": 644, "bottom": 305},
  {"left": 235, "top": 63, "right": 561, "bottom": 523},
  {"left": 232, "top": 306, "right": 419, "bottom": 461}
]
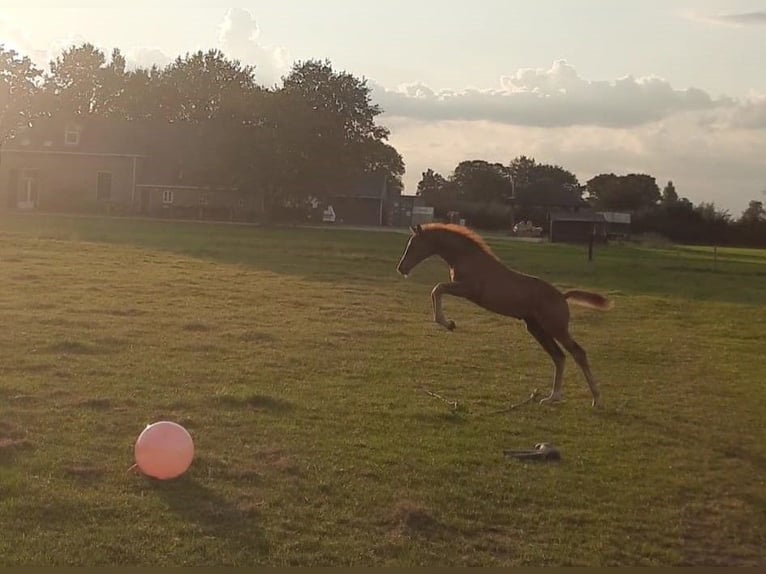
[{"left": 1, "top": 212, "right": 764, "bottom": 566}]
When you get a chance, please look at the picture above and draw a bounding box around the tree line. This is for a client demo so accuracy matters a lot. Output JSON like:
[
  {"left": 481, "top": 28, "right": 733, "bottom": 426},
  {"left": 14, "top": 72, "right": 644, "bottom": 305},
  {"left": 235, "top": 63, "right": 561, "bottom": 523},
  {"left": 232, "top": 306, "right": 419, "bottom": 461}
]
[
  {"left": 2, "top": 42, "right": 764, "bottom": 244},
  {"left": 417, "top": 157, "right": 766, "bottom": 247},
  {"left": 0, "top": 43, "right": 404, "bottom": 220}
]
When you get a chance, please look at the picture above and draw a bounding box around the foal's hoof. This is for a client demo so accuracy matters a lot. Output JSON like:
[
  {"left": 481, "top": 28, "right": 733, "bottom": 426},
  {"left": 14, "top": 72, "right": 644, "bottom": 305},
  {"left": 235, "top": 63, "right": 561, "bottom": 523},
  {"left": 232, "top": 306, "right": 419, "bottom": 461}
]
[
  {"left": 539, "top": 394, "right": 562, "bottom": 406},
  {"left": 446, "top": 320, "right": 456, "bottom": 331},
  {"left": 591, "top": 397, "right": 602, "bottom": 409}
]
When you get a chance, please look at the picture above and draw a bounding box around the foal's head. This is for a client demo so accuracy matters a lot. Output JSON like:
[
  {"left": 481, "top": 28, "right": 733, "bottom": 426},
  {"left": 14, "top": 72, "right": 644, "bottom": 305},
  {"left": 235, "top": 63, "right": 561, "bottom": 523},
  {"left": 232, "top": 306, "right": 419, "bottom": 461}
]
[{"left": 396, "top": 224, "right": 434, "bottom": 277}]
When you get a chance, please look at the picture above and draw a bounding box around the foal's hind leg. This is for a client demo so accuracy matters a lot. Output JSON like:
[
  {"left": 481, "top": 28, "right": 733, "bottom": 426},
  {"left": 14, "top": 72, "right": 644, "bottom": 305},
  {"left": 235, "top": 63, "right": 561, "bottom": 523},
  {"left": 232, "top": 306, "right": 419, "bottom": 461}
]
[
  {"left": 524, "top": 319, "right": 566, "bottom": 404},
  {"left": 556, "top": 333, "right": 601, "bottom": 408}
]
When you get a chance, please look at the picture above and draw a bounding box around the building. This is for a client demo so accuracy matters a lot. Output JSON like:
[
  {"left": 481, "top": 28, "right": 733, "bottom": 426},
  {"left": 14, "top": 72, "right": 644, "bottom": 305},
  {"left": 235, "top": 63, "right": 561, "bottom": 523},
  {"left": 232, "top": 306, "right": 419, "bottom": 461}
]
[
  {"left": 549, "top": 210, "right": 607, "bottom": 243},
  {"left": 1, "top": 116, "right": 391, "bottom": 226},
  {"left": 322, "top": 173, "right": 397, "bottom": 227},
  {"left": 390, "top": 194, "right": 434, "bottom": 227},
  {"left": 598, "top": 211, "right": 632, "bottom": 239},
  {"left": 0, "top": 116, "right": 255, "bottom": 220},
  {"left": 1, "top": 117, "right": 143, "bottom": 214}
]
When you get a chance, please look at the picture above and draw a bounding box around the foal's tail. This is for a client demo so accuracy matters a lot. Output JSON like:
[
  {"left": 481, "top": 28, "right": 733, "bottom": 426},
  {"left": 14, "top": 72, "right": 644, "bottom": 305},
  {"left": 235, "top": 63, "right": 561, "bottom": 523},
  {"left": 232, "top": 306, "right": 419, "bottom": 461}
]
[{"left": 564, "top": 290, "right": 613, "bottom": 310}]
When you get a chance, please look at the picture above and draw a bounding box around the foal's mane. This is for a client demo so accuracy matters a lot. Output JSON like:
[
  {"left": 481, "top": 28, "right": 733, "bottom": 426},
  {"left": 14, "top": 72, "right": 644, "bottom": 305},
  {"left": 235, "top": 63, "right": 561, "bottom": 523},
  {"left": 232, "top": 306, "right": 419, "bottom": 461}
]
[{"left": 421, "top": 223, "right": 499, "bottom": 260}]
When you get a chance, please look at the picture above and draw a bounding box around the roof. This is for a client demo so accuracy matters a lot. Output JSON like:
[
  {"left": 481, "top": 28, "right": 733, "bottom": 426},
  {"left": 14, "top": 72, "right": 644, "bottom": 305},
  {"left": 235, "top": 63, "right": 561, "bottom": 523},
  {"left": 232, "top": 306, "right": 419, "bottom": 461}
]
[
  {"left": 5, "top": 116, "right": 147, "bottom": 156},
  {"left": 550, "top": 210, "right": 606, "bottom": 222}
]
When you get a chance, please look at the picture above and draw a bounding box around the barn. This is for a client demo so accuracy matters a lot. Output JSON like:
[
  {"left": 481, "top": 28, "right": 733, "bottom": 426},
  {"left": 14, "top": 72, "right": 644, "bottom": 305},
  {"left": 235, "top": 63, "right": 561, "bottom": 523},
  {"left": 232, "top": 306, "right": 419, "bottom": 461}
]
[{"left": 549, "top": 211, "right": 607, "bottom": 243}]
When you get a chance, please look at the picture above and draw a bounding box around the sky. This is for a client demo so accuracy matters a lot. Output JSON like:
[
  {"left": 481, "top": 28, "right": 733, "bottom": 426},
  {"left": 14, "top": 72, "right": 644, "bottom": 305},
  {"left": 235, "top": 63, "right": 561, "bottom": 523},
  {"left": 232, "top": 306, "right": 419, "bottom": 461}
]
[{"left": 2, "top": 0, "right": 765, "bottom": 214}]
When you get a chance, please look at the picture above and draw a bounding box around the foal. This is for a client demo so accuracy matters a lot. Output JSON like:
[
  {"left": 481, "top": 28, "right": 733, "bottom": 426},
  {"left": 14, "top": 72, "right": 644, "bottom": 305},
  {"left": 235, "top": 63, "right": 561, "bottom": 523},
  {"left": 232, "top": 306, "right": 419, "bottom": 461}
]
[{"left": 396, "top": 223, "right": 611, "bottom": 407}]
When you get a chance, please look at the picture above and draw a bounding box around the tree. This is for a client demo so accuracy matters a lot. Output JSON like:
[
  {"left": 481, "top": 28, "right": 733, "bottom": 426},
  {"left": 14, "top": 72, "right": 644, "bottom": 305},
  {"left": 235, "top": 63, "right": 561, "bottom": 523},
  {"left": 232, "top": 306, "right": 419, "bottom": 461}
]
[
  {"left": 0, "top": 44, "right": 42, "bottom": 143},
  {"left": 42, "top": 43, "right": 130, "bottom": 116},
  {"left": 416, "top": 169, "right": 456, "bottom": 204},
  {"left": 282, "top": 59, "right": 389, "bottom": 144},
  {"left": 508, "top": 155, "right": 581, "bottom": 208},
  {"left": 157, "top": 49, "right": 260, "bottom": 123},
  {"left": 508, "top": 155, "right": 537, "bottom": 192},
  {"left": 276, "top": 59, "right": 403, "bottom": 205},
  {"left": 662, "top": 180, "right": 678, "bottom": 205},
  {"left": 740, "top": 200, "right": 765, "bottom": 224},
  {"left": 450, "top": 160, "right": 511, "bottom": 203},
  {"left": 734, "top": 199, "right": 766, "bottom": 246},
  {"left": 587, "top": 173, "right": 660, "bottom": 211}
]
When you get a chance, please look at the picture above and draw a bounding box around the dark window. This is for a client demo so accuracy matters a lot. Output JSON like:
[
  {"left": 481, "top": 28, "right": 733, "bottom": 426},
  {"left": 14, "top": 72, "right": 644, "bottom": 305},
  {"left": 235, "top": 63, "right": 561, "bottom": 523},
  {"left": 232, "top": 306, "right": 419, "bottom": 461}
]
[{"left": 97, "top": 172, "right": 112, "bottom": 200}]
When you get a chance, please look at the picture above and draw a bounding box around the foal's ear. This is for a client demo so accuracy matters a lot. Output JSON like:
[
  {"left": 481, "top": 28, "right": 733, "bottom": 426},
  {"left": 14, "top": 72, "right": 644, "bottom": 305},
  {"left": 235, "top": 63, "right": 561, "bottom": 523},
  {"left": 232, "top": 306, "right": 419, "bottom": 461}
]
[{"left": 410, "top": 224, "right": 423, "bottom": 235}]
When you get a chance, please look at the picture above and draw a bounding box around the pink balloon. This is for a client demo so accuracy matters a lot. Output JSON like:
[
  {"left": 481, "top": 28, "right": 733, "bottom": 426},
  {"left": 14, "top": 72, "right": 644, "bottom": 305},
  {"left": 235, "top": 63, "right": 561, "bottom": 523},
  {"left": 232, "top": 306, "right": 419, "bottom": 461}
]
[{"left": 134, "top": 421, "right": 194, "bottom": 480}]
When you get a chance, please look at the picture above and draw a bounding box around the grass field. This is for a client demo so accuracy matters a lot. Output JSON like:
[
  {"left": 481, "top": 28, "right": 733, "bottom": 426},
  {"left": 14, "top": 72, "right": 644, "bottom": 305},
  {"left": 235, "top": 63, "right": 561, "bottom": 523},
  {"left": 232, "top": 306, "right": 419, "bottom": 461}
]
[{"left": 1, "top": 212, "right": 764, "bottom": 566}]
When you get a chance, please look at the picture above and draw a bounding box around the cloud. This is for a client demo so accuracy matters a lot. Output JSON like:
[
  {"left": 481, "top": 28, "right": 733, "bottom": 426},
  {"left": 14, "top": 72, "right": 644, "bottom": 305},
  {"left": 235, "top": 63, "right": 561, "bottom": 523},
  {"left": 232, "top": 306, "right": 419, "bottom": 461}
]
[
  {"left": 730, "top": 95, "right": 766, "bottom": 129},
  {"left": 124, "top": 47, "right": 172, "bottom": 70},
  {"left": 218, "top": 8, "right": 291, "bottom": 87},
  {"left": 709, "top": 11, "right": 766, "bottom": 26},
  {"left": 372, "top": 60, "right": 730, "bottom": 128},
  {"left": 685, "top": 10, "right": 766, "bottom": 27},
  {"left": 0, "top": 17, "right": 50, "bottom": 67}
]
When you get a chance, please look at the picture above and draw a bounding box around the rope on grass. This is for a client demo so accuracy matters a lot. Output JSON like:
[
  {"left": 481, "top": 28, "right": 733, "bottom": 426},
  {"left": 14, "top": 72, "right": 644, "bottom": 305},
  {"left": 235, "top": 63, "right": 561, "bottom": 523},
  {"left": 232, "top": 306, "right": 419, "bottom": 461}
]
[
  {"left": 421, "top": 387, "right": 541, "bottom": 416},
  {"left": 481, "top": 388, "right": 541, "bottom": 416},
  {"left": 421, "top": 389, "right": 460, "bottom": 412}
]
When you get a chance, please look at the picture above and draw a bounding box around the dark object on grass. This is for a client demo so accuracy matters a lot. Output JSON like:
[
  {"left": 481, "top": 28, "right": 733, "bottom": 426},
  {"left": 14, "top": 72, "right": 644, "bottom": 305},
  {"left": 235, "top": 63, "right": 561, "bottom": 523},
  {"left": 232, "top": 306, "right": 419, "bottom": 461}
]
[{"left": 504, "top": 442, "right": 561, "bottom": 462}]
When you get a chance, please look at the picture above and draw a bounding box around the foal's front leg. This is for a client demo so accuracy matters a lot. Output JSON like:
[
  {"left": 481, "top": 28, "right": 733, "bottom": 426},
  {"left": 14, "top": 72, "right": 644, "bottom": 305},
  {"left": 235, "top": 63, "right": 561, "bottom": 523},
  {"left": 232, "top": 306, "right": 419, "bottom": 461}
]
[{"left": 431, "top": 282, "right": 471, "bottom": 331}]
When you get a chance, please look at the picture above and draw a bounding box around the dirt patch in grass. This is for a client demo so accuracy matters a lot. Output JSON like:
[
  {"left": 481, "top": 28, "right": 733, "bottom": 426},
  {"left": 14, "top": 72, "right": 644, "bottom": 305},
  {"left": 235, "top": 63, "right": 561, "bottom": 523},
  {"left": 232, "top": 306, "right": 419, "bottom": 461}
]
[
  {"left": 387, "top": 500, "right": 450, "bottom": 539},
  {"left": 76, "top": 397, "right": 114, "bottom": 410},
  {"left": 216, "top": 394, "right": 294, "bottom": 413},
  {"left": 183, "top": 321, "right": 212, "bottom": 332},
  {"left": 237, "top": 330, "right": 277, "bottom": 343},
  {"left": 44, "top": 340, "right": 108, "bottom": 355}
]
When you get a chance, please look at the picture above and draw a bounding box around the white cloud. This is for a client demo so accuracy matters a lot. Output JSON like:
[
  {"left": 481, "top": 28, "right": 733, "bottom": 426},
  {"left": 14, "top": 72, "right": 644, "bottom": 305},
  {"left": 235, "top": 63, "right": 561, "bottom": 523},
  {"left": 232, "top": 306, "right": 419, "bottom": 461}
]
[
  {"left": 373, "top": 60, "right": 730, "bottom": 128},
  {"left": 124, "top": 47, "right": 172, "bottom": 70},
  {"left": 218, "top": 8, "right": 291, "bottom": 87},
  {"left": 688, "top": 10, "right": 766, "bottom": 27},
  {"left": 729, "top": 94, "right": 766, "bottom": 129},
  {"left": 0, "top": 17, "right": 52, "bottom": 68}
]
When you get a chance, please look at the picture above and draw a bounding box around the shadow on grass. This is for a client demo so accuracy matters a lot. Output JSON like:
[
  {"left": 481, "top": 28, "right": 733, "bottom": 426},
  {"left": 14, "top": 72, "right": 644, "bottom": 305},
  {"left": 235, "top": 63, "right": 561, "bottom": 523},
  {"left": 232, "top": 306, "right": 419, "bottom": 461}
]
[
  {"left": 596, "top": 407, "right": 766, "bottom": 473},
  {"left": 3, "top": 212, "right": 766, "bottom": 306},
  {"left": 215, "top": 393, "right": 294, "bottom": 413},
  {"left": 150, "top": 472, "right": 269, "bottom": 562}
]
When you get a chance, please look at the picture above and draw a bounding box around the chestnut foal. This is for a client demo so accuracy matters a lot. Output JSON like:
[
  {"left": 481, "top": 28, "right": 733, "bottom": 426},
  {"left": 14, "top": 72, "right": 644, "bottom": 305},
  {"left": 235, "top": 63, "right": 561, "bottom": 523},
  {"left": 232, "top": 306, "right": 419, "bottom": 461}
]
[{"left": 396, "top": 223, "right": 611, "bottom": 407}]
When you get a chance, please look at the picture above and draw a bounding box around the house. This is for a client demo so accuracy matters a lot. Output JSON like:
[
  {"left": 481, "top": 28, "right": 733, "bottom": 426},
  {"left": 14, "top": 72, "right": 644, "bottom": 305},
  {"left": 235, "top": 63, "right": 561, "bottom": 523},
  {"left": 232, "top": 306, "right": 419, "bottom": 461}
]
[
  {"left": 549, "top": 210, "right": 607, "bottom": 243},
  {"left": 1, "top": 117, "right": 144, "bottom": 214},
  {"left": 0, "top": 116, "right": 256, "bottom": 221},
  {"left": 1, "top": 117, "right": 401, "bottom": 226},
  {"left": 324, "top": 172, "right": 396, "bottom": 226},
  {"left": 0, "top": 116, "right": 261, "bottom": 222}
]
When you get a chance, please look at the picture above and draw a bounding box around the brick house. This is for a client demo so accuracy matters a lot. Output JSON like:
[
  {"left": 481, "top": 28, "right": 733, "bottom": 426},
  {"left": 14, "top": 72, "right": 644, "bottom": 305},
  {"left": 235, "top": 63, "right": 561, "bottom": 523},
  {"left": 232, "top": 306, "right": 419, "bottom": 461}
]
[
  {"left": 1, "top": 117, "right": 143, "bottom": 214},
  {"left": 1, "top": 117, "right": 396, "bottom": 225},
  {"left": 0, "top": 117, "right": 253, "bottom": 220}
]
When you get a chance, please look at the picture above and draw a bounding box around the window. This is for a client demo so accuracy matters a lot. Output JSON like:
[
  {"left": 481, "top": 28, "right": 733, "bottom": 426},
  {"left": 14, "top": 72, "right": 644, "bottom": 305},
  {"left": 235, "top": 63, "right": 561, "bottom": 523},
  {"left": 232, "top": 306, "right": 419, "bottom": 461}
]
[
  {"left": 65, "top": 128, "right": 80, "bottom": 146},
  {"left": 97, "top": 172, "right": 112, "bottom": 200},
  {"left": 162, "top": 190, "right": 174, "bottom": 204}
]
